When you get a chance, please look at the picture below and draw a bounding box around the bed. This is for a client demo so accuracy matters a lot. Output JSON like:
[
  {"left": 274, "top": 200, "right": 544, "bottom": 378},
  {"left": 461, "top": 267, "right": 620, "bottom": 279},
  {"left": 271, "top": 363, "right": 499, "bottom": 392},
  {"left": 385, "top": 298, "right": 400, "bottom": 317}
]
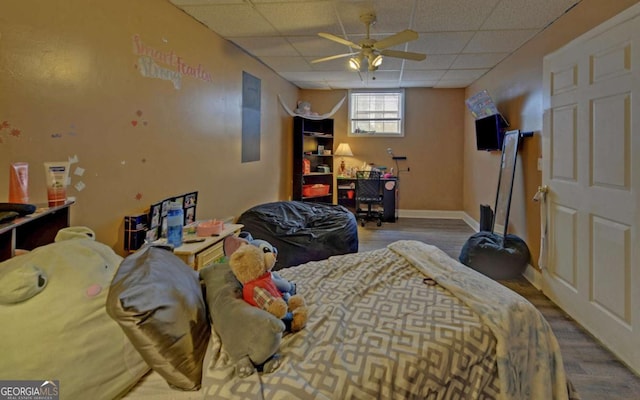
[{"left": 0, "top": 230, "right": 578, "bottom": 400}]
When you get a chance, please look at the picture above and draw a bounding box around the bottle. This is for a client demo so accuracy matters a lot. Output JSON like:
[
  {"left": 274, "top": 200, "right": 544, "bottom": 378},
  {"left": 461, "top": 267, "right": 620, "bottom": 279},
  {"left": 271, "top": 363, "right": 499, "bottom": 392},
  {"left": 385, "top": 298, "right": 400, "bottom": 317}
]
[{"left": 166, "top": 202, "right": 184, "bottom": 248}]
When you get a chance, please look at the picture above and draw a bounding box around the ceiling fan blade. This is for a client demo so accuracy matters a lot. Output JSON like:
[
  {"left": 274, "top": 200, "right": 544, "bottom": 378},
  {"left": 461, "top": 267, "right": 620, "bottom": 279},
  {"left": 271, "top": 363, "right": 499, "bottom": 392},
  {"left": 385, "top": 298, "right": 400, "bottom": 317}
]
[
  {"left": 373, "top": 29, "right": 419, "bottom": 50},
  {"left": 380, "top": 49, "right": 426, "bottom": 61},
  {"left": 311, "top": 52, "right": 358, "bottom": 64},
  {"left": 318, "top": 32, "right": 361, "bottom": 49}
]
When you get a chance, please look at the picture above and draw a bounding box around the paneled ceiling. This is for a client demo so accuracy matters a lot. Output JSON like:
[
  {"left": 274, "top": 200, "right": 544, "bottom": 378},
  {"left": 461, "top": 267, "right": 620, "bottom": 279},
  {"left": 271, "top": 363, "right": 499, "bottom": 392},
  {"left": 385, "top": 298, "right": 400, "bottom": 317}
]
[{"left": 169, "top": 0, "right": 580, "bottom": 89}]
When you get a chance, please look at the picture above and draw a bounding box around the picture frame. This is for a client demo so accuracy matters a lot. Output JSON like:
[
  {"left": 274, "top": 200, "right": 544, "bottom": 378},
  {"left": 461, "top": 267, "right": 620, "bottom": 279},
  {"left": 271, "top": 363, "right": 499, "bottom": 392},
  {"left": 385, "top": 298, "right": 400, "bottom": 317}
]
[
  {"left": 183, "top": 191, "right": 197, "bottom": 225},
  {"left": 147, "top": 191, "right": 198, "bottom": 240}
]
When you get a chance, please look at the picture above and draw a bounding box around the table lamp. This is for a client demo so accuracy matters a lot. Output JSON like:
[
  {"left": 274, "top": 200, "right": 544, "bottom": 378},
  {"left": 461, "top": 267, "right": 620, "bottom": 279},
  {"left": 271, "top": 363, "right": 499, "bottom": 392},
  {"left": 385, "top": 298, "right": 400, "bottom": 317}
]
[{"left": 334, "top": 143, "right": 353, "bottom": 177}]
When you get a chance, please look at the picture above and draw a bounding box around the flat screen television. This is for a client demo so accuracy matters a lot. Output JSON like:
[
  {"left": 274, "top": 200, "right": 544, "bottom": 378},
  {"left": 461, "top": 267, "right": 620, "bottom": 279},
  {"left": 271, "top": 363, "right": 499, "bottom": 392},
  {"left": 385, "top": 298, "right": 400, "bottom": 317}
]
[{"left": 475, "top": 114, "right": 508, "bottom": 151}]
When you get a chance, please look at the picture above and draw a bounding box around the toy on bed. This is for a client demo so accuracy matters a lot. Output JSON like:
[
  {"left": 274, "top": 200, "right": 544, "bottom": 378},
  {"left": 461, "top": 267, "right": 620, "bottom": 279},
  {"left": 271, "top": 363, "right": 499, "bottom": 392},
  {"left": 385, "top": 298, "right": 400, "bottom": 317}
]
[
  {"left": 225, "top": 233, "right": 307, "bottom": 331},
  {"left": 200, "top": 260, "right": 285, "bottom": 378},
  {"left": 224, "top": 233, "right": 297, "bottom": 299},
  {"left": 0, "top": 226, "right": 149, "bottom": 400},
  {"left": 196, "top": 233, "right": 307, "bottom": 378},
  {"left": 229, "top": 244, "right": 308, "bottom": 332}
]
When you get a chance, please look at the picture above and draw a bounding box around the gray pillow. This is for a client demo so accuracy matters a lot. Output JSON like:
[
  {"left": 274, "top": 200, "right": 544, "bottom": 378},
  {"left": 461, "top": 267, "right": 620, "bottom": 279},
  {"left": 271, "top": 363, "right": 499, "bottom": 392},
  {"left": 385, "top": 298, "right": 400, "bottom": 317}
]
[
  {"left": 107, "top": 245, "right": 210, "bottom": 390},
  {"left": 200, "top": 263, "right": 284, "bottom": 373}
]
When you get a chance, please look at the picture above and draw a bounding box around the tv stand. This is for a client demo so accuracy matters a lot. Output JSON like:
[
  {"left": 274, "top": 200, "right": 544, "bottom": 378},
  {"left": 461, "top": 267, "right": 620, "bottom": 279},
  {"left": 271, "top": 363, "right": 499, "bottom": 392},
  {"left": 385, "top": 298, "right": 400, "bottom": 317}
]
[{"left": 0, "top": 202, "right": 74, "bottom": 261}]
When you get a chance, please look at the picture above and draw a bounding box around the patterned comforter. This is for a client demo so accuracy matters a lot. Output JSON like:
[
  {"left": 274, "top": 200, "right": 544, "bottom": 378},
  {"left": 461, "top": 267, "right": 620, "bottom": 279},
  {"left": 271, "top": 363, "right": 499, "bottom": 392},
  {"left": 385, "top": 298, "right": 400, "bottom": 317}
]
[{"left": 199, "top": 240, "right": 577, "bottom": 400}]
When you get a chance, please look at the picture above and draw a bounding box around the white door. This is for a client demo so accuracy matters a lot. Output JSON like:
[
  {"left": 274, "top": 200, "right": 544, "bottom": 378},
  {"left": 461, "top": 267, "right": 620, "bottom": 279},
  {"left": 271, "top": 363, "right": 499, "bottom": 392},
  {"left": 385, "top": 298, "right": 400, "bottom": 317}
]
[{"left": 542, "top": 3, "right": 640, "bottom": 373}]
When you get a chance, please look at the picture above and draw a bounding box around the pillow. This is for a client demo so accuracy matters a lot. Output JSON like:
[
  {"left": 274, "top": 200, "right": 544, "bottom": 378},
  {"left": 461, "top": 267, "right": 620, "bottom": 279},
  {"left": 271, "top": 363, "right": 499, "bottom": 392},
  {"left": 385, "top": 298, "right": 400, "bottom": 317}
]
[
  {"left": 200, "top": 263, "right": 284, "bottom": 369},
  {"left": 107, "top": 245, "right": 210, "bottom": 390},
  {"left": 0, "top": 228, "right": 149, "bottom": 400}
]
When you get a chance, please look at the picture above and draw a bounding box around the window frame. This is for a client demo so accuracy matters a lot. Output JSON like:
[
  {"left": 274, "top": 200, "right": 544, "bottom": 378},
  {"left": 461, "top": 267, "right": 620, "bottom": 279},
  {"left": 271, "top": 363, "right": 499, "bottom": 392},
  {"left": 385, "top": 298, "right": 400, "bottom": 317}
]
[{"left": 348, "top": 89, "right": 405, "bottom": 137}]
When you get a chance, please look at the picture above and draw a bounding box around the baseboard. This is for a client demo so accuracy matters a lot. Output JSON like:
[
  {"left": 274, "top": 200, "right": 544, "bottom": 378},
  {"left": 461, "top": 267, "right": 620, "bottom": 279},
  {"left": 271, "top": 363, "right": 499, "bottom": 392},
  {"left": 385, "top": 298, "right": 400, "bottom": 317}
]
[
  {"left": 523, "top": 264, "right": 543, "bottom": 289},
  {"left": 399, "top": 210, "right": 505, "bottom": 235},
  {"left": 398, "top": 209, "right": 468, "bottom": 220},
  {"left": 461, "top": 212, "right": 480, "bottom": 232}
]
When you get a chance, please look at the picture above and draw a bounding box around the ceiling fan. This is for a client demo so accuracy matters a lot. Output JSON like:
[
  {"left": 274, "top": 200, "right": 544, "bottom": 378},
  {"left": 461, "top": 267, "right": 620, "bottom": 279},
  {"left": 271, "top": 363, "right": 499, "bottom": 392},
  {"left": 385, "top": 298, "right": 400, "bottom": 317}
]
[{"left": 311, "top": 13, "right": 426, "bottom": 72}]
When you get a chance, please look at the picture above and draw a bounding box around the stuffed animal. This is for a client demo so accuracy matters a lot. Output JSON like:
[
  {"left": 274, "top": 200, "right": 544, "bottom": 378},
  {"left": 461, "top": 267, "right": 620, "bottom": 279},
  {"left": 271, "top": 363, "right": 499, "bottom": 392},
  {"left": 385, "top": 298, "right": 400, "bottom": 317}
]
[
  {"left": 294, "top": 100, "right": 312, "bottom": 115},
  {"left": 229, "top": 242, "right": 308, "bottom": 332},
  {"left": 200, "top": 262, "right": 285, "bottom": 378},
  {"left": 0, "top": 226, "right": 149, "bottom": 399},
  {"left": 224, "top": 233, "right": 298, "bottom": 299}
]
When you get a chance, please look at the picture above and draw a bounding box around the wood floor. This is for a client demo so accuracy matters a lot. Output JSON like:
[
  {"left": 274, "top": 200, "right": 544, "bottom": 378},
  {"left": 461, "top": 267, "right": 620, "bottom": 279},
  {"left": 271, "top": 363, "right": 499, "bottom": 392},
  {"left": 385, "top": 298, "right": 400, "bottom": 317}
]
[{"left": 357, "top": 218, "right": 640, "bottom": 400}]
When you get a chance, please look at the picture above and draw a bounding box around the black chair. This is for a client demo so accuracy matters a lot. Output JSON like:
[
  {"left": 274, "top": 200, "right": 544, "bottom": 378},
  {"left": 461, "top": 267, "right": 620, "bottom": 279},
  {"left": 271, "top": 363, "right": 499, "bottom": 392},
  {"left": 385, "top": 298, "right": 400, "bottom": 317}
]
[{"left": 355, "top": 170, "right": 383, "bottom": 227}]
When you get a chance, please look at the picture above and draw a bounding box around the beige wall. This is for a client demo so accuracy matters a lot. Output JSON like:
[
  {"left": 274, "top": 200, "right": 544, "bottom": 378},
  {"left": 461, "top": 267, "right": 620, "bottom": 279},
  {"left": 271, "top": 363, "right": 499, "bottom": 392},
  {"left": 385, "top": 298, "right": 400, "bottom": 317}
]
[
  {"left": 463, "top": 0, "right": 639, "bottom": 268},
  {"left": 0, "top": 0, "right": 298, "bottom": 254},
  {"left": 299, "top": 88, "right": 466, "bottom": 211},
  {"left": 4, "top": 0, "right": 635, "bottom": 262}
]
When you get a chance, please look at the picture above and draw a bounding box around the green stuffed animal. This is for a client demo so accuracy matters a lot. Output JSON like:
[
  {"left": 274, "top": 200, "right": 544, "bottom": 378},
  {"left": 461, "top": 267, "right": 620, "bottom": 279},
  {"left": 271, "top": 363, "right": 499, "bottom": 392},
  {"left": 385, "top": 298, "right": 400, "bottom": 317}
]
[{"left": 0, "top": 227, "right": 149, "bottom": 399}]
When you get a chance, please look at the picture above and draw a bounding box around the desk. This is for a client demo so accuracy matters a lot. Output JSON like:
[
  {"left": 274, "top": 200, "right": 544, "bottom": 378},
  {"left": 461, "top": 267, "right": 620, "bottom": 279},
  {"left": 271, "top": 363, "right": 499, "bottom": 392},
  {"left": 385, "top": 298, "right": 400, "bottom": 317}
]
[
  {"left": 0, "top": 202, "right": 74, "bottom": 261},
  {"left": 337, "top": 177, "right": 398, "bottom": 222},
  {"left": 154, "top": 223, "right": 243, "bottom": 270}
]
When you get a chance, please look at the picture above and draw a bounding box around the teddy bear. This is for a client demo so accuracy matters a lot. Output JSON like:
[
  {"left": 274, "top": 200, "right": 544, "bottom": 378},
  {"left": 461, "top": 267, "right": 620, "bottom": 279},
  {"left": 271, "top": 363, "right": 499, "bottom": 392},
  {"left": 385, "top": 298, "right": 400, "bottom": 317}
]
[
  {"left": 229, "top": 242, "right": 308, "bottom": 332},
  {"left": 225, "top": 232, "right": 298, "bottom": 299}
]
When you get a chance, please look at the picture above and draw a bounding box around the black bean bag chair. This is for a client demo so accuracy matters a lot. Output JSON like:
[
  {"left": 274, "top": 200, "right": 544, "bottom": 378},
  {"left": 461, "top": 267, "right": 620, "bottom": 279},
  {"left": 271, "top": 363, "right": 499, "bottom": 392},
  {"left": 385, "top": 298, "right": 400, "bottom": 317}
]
[
  {"left": 459, "top": 231, "right": 531, "bottom": 280},
  {"left": 237, "top": 201, "right": 358, "bottom": 270}
]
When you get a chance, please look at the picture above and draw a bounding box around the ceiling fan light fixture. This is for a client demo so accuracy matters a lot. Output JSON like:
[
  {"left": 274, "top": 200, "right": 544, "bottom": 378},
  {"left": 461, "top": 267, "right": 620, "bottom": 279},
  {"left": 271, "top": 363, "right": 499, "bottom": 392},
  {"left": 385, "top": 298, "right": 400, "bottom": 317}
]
[
  {"left": 371, "top": 54, "right": 383, "bottom": 67},
  {"left": 315, "top": 12, "right": 425, "bottom": 73},
  {"left": 348, "top": 57, "right": 361, "bottom": 71}
]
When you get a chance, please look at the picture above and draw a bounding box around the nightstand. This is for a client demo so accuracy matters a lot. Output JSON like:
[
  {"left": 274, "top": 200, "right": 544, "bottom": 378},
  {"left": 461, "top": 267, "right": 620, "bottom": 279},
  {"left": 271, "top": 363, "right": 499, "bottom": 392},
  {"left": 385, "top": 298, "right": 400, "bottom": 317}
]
[{"left": 172, "top": 223, "right": 243, "bottom": 270}]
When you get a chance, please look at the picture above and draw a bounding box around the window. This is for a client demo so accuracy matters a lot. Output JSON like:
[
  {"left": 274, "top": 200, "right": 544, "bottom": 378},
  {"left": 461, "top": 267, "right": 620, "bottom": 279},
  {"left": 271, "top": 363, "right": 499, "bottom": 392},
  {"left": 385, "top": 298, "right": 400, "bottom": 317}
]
[{"left": 348, "top": 89, "right": 405, "bottom": 137}]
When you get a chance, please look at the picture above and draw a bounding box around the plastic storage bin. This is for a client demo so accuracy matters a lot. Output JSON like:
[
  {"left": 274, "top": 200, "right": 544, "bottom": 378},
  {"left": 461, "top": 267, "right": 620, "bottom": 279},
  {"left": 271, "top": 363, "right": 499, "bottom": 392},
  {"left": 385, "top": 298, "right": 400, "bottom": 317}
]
[{"left": 302, "top": 184, "right": 329, "bottom": 197}]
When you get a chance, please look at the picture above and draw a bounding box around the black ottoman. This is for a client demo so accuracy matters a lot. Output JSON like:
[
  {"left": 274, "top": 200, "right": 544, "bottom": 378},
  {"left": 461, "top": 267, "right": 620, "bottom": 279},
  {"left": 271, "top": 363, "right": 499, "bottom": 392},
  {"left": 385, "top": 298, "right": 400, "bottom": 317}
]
[{"left": 237, "top": 201, "right": 358, "bottom": 270}]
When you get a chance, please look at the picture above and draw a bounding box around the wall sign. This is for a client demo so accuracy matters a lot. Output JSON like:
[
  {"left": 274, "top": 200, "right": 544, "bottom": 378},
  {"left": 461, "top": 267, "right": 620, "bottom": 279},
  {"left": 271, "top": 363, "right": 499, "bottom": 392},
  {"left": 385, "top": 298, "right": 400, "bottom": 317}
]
[{"left": 132, "top": 34, "right": 212, "bottom": 89}]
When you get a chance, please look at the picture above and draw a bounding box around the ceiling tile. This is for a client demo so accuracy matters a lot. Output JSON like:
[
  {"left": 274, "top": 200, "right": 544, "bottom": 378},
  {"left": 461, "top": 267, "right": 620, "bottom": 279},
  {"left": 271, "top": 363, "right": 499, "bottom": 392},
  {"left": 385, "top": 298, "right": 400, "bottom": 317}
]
[
  {"left": 229, "top": 37, "right": 300, "bottom": 57},
  {"left": 402, "top": 70, "right": 447, "bottom": 81},
  {"left": 261, "top": 56, "right": 313, "bottom": 72},
  {"left": 451, "top": 53, "right": 509, "bottom": 69},
  {"left": 407, "top": 32, "right": 475, "bottom": 55},
  {"left": 441, "top": 69, "right": 489, "bottom": 80},
  {"left": 179, "top": 4, "right": 278, "bottom": 37},
  {"left": 413, "top": 0, "right": 500, "bottom": 32},
  {"left": 366, "top": 70, "right": 401, "bottom": 81},
  {"left": 482, "top": 0, "right": 579, "bottom": 30},
  {"left": 463, "top": 29, "right": 538, "bottom": 53},
  {"left": 256, "top": 2, "right": 340, "bottom": 36},
  {"left": 281, "top": 71, "right": 360, "bottom": 82}
]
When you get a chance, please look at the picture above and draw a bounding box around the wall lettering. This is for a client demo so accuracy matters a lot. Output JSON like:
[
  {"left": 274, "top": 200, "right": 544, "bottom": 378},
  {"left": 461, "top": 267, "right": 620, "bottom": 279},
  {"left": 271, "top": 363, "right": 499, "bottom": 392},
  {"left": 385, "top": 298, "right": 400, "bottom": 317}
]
[{"left": 132, "top": 34, "right": 212, "bottom": 88}]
